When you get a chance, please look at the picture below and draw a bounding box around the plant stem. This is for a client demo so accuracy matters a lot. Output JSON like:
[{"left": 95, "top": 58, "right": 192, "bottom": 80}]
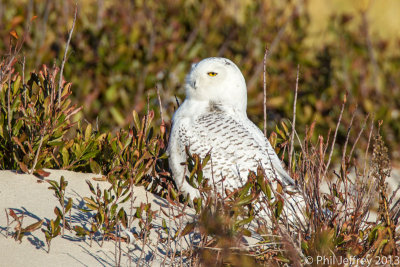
[
  {"left": 30, "top": 134, "right": 44, "bottom": 174},
  {"left": 289, "top": 64, "right": 299, "bottom": 174},
  {"left": 58, "top": 3, "right": 77, "bottom": 106},
  {"left": 263, "top": 47, "right": 268, "bottom": 137}
]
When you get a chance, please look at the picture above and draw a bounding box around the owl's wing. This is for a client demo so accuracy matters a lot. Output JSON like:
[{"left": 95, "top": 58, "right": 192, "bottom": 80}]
[
  {"left": 192, "top": 112, "right": 296, "bottom": 188},
  {"left": 243, "top": 117, "right": 296, "bottom": 188},
  {"left": 168, "top": 110, "right": 296, "bottom": 195},
  {"left": 167, "top": 115, "right": 204, "bottom": 197}
]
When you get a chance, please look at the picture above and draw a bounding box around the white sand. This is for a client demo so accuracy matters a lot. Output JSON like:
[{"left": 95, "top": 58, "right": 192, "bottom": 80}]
[
  {"left": 0, "top": 169, "right": 196, "bottom": 267},
  {"left": 1, "top": 168, "right": 398, "bottom": 266}
]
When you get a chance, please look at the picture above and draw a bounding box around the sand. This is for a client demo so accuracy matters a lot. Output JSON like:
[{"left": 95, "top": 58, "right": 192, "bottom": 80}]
[
  {"left": 0, "top": 169, "right": 196, "bottom": 267},
  {"left": 1, "top": 167, "right": 398, "bottom": 266}
]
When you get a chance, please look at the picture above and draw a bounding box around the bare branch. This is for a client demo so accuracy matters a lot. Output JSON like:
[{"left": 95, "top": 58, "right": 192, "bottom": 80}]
[
  {"left": 58, "top": 3, "right": 77, "bottom": 106},
  {"left": 363, "top": 114, "right": 375, "bottom": 177},
  {"left": 156, "top": 85, "right": 164, "bottom": 123},
  {"left": 289, "top": 64, "right": 299, "bottom": 174},
  {"left": 348, "top": 113, "right": 370, "bottom": 163},
  {"left": 341, "top": 104, "right": 356, "bottom": 170},
  {"left": 30, "top": 134, "right": 44, "bottom": 174},
  {"left": 263, "top": 47, "right": 268, "bottom": 137},
  {"left": 323, "top": 91, "right": 347, "bottom": 178}
]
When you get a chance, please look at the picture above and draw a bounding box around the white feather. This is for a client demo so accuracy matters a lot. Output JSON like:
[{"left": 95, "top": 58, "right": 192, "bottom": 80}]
[{"left": 168, "top": 57, "right": 297, "bottom": 196}]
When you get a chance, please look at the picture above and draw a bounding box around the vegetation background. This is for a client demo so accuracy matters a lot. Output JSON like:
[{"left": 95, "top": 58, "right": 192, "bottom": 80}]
[
  {"left": 1, "top": 1, "right": 399, "bottom": 265},
  {"left": 1, "top": 0, "right": 399, "bottom": 164}
]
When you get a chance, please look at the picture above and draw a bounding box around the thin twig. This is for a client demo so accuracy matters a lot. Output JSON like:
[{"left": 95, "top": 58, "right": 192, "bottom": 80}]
[
  {"left": 30, "top": 134, "right": 44, "bottom": 174},
  {"left": 5, "top": 209, "right": 10, "bottom": 237},
  {"left": 341, "top": 105, "right": 356, "bottom": 215},
  {"left": 22, "top": 55, "right": 26, "bottom": 107},
  {"left": 289, "top": 64, "right": 299, "bottom": 174},
  {"left": 341, "top": 105, "right": 357, "bottom": 169},
  {"left": 156, "top": 85, "right": 164, "bottom": 123},
  {"left": 117, "top": 223, "right": 122, "bottom": 267},
  {"left": 7, "top": 72, "right": 11, "bottom": 138},
  {"left": 348, "top": 113, "right": 369, "bottom": 163},
  {"left": 263, "top": 47, "right": 268, "bottom": 137},
  {"left": 322, "top": 92, "right": 347, "bottom": 179},
  {"left": 58, "top": 4, "right": 77, "bottom": 106},
  {"left": 363, "top": 114, "right": 374, "bottom": 178}
]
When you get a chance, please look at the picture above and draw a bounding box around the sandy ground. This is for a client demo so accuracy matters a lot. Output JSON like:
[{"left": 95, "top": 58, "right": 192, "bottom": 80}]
[
  {"left": 0, "top": 167, "right": 398, "bottom": 266},
  {"left": 0, "top": 169, "right": 197, "bottom": 267}
]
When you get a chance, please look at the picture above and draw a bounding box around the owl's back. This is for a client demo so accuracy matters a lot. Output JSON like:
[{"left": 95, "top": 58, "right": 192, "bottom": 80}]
[{"left": 168, "top": 105, "right": 294, "bottom": 196}]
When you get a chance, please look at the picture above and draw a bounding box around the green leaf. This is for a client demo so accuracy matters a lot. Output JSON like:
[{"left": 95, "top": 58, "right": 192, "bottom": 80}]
[
  {"left": 23, "top": 220, "right": 44, "bottom": 233},
  {"left": 50, "top": 219, "right": 55, "bottom": 231},
  {"left": 13, "top": 76, "right": 21, "bottom": 95},
  {"left": 98, "top": 208, "right": 105, "bottom": 224},
  {"left": 65, "top": 198, "right": 73, "bottom": 213},
  {"left": 44, "top": 96, "right": 51, "bottom": 115},
  {"left": 169, "top": 187, "right": 178, "bottom": 200},
  {"left": 181, "top": 222, "right": 195, "bottom": 236},
  {"left": 62, "top": 147, "right": 69, "bottom": 167},
  {"left": 120, "top": 192, "right": 132, "bottom": 204},
  {"left": 12, "top": 119, "right": 24, "bottom": 136},
  {"left": 281, "top": 121, "right": 289, "bottom": 136},
  {"left": 44, "top": 231, "right": 51, "bottom": 241},
  {"left": 236, "top": 194, "right": 253, "bottom": 206},
  {"left": 110, "top": 107, "right": 125, "bottom": 126},
  {"left": 74, "top": 226, "right": 89, "bottom": 236},
  {"left": 242, "top": 229, "right": 252, "bottom": 237},
  {"left": 83, "top": 197, "right": 98, "bottom": 210},
  {"left": 54, "top": 225, "right": 61, "bottom": 237},
  {"left": 47, "top": 136, "right": 64, "bottom": 146},
  {"left": 110, "top": 204, "right": 118, "bottom": 218},
  {"left": 86, "top": 180, "right": 96, "bottom": 195},
  {"left": 162, "top": 219, "right": 168, "bottom": 234},
  {"left": 47, "top": 180, "right": 59, "bottom": 189},
  {"left": 118, "top": 208, "right": 128, "bottom": 228},
  {"left": 85, "top": 123, "right": 92, "bottom": 142},
  {"left": 89, "top": 159, "right": 101, "bottom": 174},
  {"left": 301, "top": 241, "right": 308, "bottom": 250},
  {"left": 132, "top": 110, "right": 141, "bottom": 130},
  {"left": 54, "top": 216, "right": 61, "bottom": 229},
  {"left": 274, "top": 199, "right": 283, "bottom": 219},
  {"left": 80, "top": 151, "right": 99, "bottom": 162},
  {"left": 202, "top": 153, "right": 211, "bottom": 167},
  {"left": 135, "top": 207, "right": 142, "bottom": 219},
  {"left": 54, "top": 207, "right": 62, "bottom": 218},
  {"left": 276, "top": 125, "right": 286, "bottom": 140},
  {"left": 235, "top": 216, "right": 254, "bottom": 228}
]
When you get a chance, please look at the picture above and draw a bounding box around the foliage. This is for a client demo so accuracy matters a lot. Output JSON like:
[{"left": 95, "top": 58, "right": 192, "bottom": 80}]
[
  {"left": 5, "top": 209, "right": 43, "bottom": 243},
  {"left": 0, "top": 0, "right": 399, "bottom": 265},
  {"left": 41, "top": 175, "right": 73, "bottom": 253},
  {"left": 74, "top": 179, "right": 129, "bottom": 246},
  {"left": 41, "top": 215, "right": 61, "bottom": 253},
  {"left": 1, "top": 0, "right": 399, "bottom": 161},
  {"left": 0, "top": 63, "right": 81, "bottom": 173},
  {"left": 47, "top": 175, "right": 73, "bottom": 236}
]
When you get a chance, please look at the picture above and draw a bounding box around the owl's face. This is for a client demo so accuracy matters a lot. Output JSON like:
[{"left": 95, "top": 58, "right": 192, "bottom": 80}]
[{"left": 185, "top": 57, "right": 247, "bottom": 113}]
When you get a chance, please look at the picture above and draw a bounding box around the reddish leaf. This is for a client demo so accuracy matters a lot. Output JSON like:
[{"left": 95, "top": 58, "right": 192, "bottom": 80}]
[
  {"left": 18, "top": 162, "right": 29, "bottom": 173},
  {"left": 9, "top": 30, "right": 18, "bottom": 39},
  {"left": 9, "top": 209, "right": 18, "bottom": 220},
  {"left": 23, "top": 220, "right": 43, "bottom": 233},
  {"left": 35, "top": 169, "right": 50, "bottom": 177}
]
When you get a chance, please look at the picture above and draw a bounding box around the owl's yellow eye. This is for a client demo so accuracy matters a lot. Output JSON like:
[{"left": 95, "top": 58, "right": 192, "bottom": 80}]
[{"left": 207, "top": 72, "right": 218, "bottom": 77}]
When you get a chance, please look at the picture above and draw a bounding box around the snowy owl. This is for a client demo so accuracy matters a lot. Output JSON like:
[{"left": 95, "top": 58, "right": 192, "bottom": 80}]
[{"left": 168, "top": 57, "right": 297, "bottom": 199}]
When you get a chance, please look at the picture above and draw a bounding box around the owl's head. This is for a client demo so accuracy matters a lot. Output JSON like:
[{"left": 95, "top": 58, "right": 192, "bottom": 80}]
[{"left": 185, "top": 57, "right": 247, "bottom": 113}]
